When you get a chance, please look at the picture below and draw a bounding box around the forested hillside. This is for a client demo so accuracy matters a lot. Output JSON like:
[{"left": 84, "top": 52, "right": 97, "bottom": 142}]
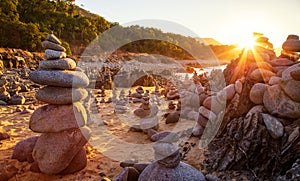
[{"left": 0, "top": 0, "right": 240, "bottom": 60}]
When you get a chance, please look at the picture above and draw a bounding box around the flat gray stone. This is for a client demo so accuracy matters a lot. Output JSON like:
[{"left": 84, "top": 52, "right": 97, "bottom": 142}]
[
  {"left": 30, "top": 103, "right": 87, "bottom": 133},
  {"left": 44, "top": 49, "right": 66, "bottom": 60},
  {"left": 36, "top": 86, "right": 87, "bottom": 104},
  {"left": 261, "top": 113, "right": 284, "bottom": 139},
  {"left": 250, "top": 83, "right": 268, "bottom": 104},
  {"left": 29, "top": 70, "right": 89, "bottom": 88},
  {"left": 42, "top": 41, "right": 66, "bottom": 52},
  {"left": 39, "top": 58, "right": 76, "bottom": 70},
  {"left": 46, "top": 33, "right": 61, "bottom": 44},
  {"left": 32, "top": 127, "right": 91, "bottom": 175}
]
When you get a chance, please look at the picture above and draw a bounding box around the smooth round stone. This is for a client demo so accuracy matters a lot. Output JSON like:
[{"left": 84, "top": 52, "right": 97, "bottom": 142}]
[
  {"left": 166, "top": 112, "right": 180, "bottom": 124},
  {"left": 44, "top": 49, "right": 66, "bottom": 60},
  {"left": 282, "top": 39, "right": 300, "bottom": 52},
  {"left": 198, "top": 106, "right": 217, "bottom": 121},
  {"left": 256, "top": 37, "right": 269, "bottom": 43},
  {"left": 287, "top": 34, "right": 299, "bottom": 40},
  {"left": 46, "top": 33, "right": 62, "bottom": 44},
  {"left": 268, "top": 76, "right": 281, "bottom": 85},
  {"left": 9, "top": 95, "right": 25, "bottom": 105},
  {"left": 279, "top": 79, "right": 300, "bottom": 102},
  {"left": 30, "top": 103, "right": 87, "bottom": 133},
  {"left": 39, "top": 58, "right": 76, "bottom": 70},
  {"left": 273, "top": 66, "right": 290, "bottom": 77},
  {"left": 150, "top": 132, "right": 179, "bottom": 143},
  {"left": 290, "top": 67, "right": 300, "bottom": 81},
  {"left": 197, "top": 113, "right": 209, "bottom": 127},
  {"left": 263, "top": 85, "right": 300, "bottom": 118},
  {"left": 36, "top": 86, "right": 87, "bottom": 104},
  {"left": 270, "top": 58, "right": 296, "bottom": 66},
  {"left": 42, "top": 41, "right": 66, "bottom": 52},
  {"left": 32, "top": 127, "right": 91, "bottom": 175},
  {"left": 203, "top": 96, "right": 225, "bottom": 114},
  {"left": 29, "top": 70, "right": 89, "bottom": 88},
  {"left": 59, "top": 147, "right": 87, "bottom": 175},
  {"left": 223, "top": 84, "right": 236, "bottom": 100},
  {"left": 250, "top": 68, "right": 275, "bottom": 83},
  {"left": 138, "top": 161, "right": 205, "bottom": 181},
  {"left": 12, "top": 136, "right": 39, "bottom": 162},
  {"left": 192, "top": 123, "right": 204, "bottom": 137},
  {"left": 261, "top": 113, "right": 284, "bottom": 139},
  {"left": 140, "top": 116, "right": 159, "bottom": 130},
  {"left": 281, "top": 64, "right": 300, "bottom": 81},
  {"left": 235, "top": 79, "right": 243, "bottom": 94},
  {"left": 250, "top": 83, "right": 268, "bottom": 105}
]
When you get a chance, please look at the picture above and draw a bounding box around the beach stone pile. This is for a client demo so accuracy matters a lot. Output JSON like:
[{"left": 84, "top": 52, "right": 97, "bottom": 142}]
[
  {"left": 27, "top": 33, "right": 91, "bottom": 175},
  {"left": 113, "top": 133, "right": 207, "bottom": 181}
]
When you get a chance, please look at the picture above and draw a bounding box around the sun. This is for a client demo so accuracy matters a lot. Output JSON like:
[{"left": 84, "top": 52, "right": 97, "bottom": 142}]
[{"left": 237, "top": 36, "right": 256, "bottom": 50}]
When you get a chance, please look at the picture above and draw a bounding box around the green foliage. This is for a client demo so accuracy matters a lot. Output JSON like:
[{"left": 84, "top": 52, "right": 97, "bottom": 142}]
[
  {"left": 61, "top": 41, "right": 72, "bottom": 55},
  {"left": 0, "top": 0, "right": 111, "bottom": 52}
]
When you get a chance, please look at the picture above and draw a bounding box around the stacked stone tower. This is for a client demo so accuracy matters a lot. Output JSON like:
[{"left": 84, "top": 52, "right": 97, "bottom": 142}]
[{"left": 28, "top": 33, "right": 91, "bottom": 175}]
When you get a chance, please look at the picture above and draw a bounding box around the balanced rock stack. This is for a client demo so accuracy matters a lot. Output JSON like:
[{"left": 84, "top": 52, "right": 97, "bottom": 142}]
[
  {"left": 281, "top": 34, "right": 300, "bottom": 60},
  {"left": 28, "top": 33, "right": 91, "bottom": 175}
]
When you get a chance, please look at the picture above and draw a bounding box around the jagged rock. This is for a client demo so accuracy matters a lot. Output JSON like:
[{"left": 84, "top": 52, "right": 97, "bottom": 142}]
[
  {"left": 279, "top": 79, "right": 300, "bottom": 102},
  {"left": 36, "top": 86, "right": 88, "bottom": 104},
  {"left": 39, "top": 58, "right": 76, "bottom": 70},
  {"left": 250, "top": 83, "right": 268, "bottom": 104},
  {"left": 30, "top": 103, "right": 87, "bottom": 133},
  {"left": 263, "top": 84, "right": 300, "bottom": 118},
  {"left": 29, "top": 70, "right": 89, "bottom": 88},
  {"left": 32, "top": 127, "right": 91, "bottom": 175},
  {"left": 12, "top": 136, "right": 39, "bottom": 162},
  {"left": 261, "top": 113, "right": 284, "bottom": 139},
  {"left": 250, "top": 68, "right": 275, "bottom": 83},
  {"left": 44, "top": 49, "right": 66, "bottom": 60}
]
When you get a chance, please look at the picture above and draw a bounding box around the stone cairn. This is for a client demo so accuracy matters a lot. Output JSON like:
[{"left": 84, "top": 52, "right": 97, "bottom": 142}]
[
  {"left": 20, "top": 33, "right": 90, "bottom": 175},
  {"left": 113, "top": 132, "right": 206, "bottom": 181}
]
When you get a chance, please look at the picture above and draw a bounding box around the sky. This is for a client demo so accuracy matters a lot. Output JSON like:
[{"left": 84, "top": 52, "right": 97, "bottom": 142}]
[{"left": 75, "top": 0, "right": 300, "bottom": 48}]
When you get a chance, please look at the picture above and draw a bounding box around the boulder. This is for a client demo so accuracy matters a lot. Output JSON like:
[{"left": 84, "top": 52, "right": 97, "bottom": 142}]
[
  {"left": 290, "top": 66, "right": 300, "bottom": 81},
  {"left": 282, "top": 39, "right": 300, "bottom": 52},
  {"left": 279, "top": 79, "right": 300, "bottom": 102},
  {"left": 12, "top": 136, "right": 39, "bottom": 162},
  {"left": 36, "top": 86, "right": 88, "bottom": 104},
  {"left": 39, "top": 58, "right": 76, "bottom": 70},
  {"left": 29, "top": 70, "right": 89, "bottom": 88},
  {"left": 263, "top": 85, "right": 300, "bottom": 118},
  {"left": 59, "top": 147, "right": 87, "bottom": 175},
  {"left": 250, "top": 83, "right": 268, "bottom": 104},
  {"left": 32, "top": 127, "right": 91, "bottom": 175},
  {"left": 30, "top": 103, "right": 87, "bottom": 133},
  {"left": 250, "top": 68, "right": 275, "bottom": 83}
]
